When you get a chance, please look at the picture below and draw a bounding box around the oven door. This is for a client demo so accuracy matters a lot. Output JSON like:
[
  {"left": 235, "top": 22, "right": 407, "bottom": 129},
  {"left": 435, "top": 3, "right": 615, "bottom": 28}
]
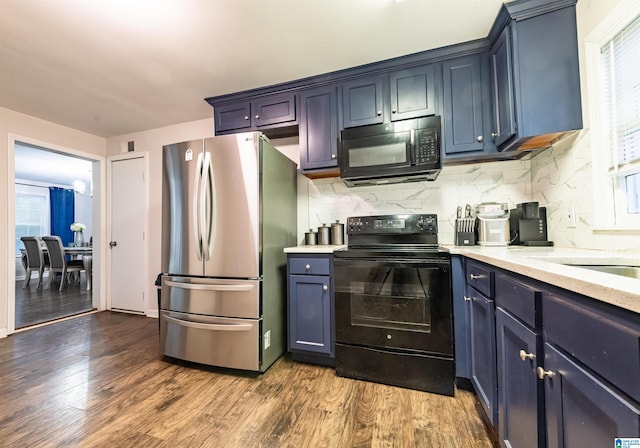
[{"left": 334, "top": 254, "right": 452, "bottom": 356}]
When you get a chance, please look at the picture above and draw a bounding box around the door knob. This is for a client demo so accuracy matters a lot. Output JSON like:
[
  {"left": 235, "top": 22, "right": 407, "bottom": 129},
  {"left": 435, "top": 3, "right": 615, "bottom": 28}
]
[
  {"left": 109, "top": 241, "right": 117, "bottom": 247},
  {"left": 537, "top": 367, "right": 555, "bottom": 379},
  {"left": 519, "top": 350, "right": 535, "bottom": 361}
]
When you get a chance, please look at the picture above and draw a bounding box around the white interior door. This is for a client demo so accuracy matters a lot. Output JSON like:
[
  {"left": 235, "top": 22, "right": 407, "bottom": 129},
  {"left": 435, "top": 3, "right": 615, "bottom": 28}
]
[{"left": 110, "top": 156, "right": 146, "bottom": 313}]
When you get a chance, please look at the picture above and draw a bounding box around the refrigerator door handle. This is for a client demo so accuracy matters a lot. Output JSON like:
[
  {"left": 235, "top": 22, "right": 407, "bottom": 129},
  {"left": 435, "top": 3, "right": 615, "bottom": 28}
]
[
  {"left": 202, "top": 151, "right": 215, "bottom": 261},
  {"left": 164, "top": 315, "right": 254, "bottom": 332},
  {"left": 165, "top": 280, "right": 255, "bottom": 292},
  {"left": 193, "top": 151, "right": 204, "bottom": 260}
]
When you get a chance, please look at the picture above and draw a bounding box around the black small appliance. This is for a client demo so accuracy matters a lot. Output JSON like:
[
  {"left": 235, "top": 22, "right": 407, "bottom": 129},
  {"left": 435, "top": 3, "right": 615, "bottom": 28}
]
[
  {"left": 509, "top": 202, "right": 553, "bottom": 246},
  {"left": 339, "top": 116, "right": 441, "bottom": 186}
]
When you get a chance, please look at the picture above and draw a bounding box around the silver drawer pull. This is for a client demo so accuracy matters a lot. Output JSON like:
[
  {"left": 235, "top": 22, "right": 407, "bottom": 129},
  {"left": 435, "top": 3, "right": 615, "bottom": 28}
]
[
  {"left": 537, "top": 367, "right": 555, "bottom": 379},
  {"left": 165, "top": 280, "right": 254, "bottom": 292},
  {"left": 164, "top": 315, "right": 253, "bottom": 332},
  {"left": 305, "top": 264, "right": 311, "bottom": 270},
  {"left": 470, "top": 274, "right": 482, "bottom": 280},
  {"left": 464, "top": 296, "right": 472, "bottom": 302},
  {"left": 519, "top": 350, "right": 535, "bottom": 361}
]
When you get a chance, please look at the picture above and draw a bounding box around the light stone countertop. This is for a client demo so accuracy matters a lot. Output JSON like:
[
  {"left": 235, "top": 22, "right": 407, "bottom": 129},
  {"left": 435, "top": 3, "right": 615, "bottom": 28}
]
[
  {"left": 445, "top": 245, "right": 640, "bottom": 314},
  {"left": 284, "top": 245, "right": 347, "bottom": 254}
]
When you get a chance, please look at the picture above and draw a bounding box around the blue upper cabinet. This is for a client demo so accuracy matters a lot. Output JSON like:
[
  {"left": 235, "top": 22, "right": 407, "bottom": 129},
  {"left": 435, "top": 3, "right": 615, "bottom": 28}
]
[
  {"left": 299, "top": 85, "right": 339, "bottom": 174},
  {"left": 212, "top": 92, "right": 296, "bottom": 135},
  {"left": 442, "top": 54, "right": 498, "bottom": 160},
  {"left": 389, "top": 64, "right": 436, "bottom": 121},
  {"left": 490, "top": 27, "right": 516, "bottom": 148},
  {"left": 342, "top": 75, "right": 384, "bottom": 128},
  {"left": 488, "top": 0, "right": 582, "bottom": 151}
]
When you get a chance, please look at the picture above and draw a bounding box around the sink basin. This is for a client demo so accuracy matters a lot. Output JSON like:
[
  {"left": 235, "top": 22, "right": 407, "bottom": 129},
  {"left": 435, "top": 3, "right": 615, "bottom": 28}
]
[{"left": 567, "top": 265, "right": 640, "bottom": 280}]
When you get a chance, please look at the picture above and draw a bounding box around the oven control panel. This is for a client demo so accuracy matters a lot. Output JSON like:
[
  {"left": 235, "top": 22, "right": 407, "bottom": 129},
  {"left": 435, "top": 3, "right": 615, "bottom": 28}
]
[{"left": 347, "top": 214, "right": 437, "bottom": 235}]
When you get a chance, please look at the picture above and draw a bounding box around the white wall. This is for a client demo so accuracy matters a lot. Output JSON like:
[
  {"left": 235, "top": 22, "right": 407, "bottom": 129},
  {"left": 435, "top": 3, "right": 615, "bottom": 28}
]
[{"left": 0, "top": 106, "right": 106, "bottom": 336}]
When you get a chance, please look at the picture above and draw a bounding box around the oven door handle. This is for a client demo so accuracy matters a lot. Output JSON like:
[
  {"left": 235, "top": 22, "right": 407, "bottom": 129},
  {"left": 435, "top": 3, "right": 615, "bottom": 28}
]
[
  {"left": 165, "top": 280, "right": 254, "bottom": 292},
  {"left": 163, "top": 315, "right": 254, "bottom": 332}
]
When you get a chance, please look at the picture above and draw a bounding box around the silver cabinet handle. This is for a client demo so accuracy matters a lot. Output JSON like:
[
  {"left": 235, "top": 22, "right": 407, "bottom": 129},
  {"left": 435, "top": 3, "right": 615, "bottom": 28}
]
[
  {"left": 470, "top": 274, "right": 481, "bottom": 280},
  {"left": 305, "top": 264, "right": 311, "bottom": 270},
  {"left": 392, "top": 108, "right": 397, "bottom": 114},
  {"left": 477, "top": 135, "right": 484, "bottom": 142},
  {"left": 164, "top": 315, "right": 253, "bottom": 332},
  {"left": 331, "top": 154, "right": 336, "bottom": 159},
  {"left": 165, "top": 280, "right": 254, "bottom": 292},
  {"left": 244, "top": 116, "right": 249, "bottom": 120},
  {"left": 519, "top": 350, "right": 535, "bottom": 361},
  {"left": 463, "top": 296, "right": 472, "bottom": 301},
  {"left": 377, "top": 110, "right": 382, "bottom": 116},
  {"left": 491, "top": 132, "right": 498, "bottom": 138},
  {"left": 537, "top": 367, "right": 555, "bottom": 379},
  {"left": 255, "top": 114, "right": 260, "bottom": 119},
  {"left": 323, "top": 285, "right": 328, "bottom": 291}
]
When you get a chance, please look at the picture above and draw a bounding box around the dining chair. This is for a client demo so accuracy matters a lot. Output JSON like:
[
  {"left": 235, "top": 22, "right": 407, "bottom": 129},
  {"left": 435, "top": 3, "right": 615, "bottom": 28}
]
[
  {"left": 20, "top": 236, "right": 49, "bottom": 289},
  {"left": 41, "top": 236, "right": 84, "bottom": 291}
]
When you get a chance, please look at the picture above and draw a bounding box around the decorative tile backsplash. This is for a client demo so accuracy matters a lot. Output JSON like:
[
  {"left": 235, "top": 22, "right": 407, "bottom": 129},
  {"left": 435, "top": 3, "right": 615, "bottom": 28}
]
[
  {"left": 303, "top": 132, "right": 640, "bottom": 251},
  {"left": 306, "top": 159, "right": 532, "bottom": 246}
]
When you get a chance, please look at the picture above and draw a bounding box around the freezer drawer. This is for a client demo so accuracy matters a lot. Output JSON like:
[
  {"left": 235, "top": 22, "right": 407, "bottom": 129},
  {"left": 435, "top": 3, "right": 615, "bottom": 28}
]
[
  {"left": 160, "top": 310, "right": 260, "bottom": 371},
  {"left": 161, "top": 276, "right": 260, "bottom": 319}
]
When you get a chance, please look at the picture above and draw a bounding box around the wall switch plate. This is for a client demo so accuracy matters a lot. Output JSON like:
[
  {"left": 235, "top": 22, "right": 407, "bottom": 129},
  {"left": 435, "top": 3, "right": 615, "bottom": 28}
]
[{"left": 566, "top": 205, "right": 577, "bottom": 228}]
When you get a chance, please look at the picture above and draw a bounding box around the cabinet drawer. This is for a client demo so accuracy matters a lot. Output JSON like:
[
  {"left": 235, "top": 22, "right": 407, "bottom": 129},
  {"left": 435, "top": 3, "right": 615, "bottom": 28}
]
[
  {"left": 495, "top": 274, "right": 540, "bottom": 329},
  {"left": 543, "top": 291, "right": 640, "bottom": 403},
  {"left": 466, "top": 260, "right": 494, "bottom": 298},
  {"left": 289, "top": 257, "right": 331, "bottom": 276}
]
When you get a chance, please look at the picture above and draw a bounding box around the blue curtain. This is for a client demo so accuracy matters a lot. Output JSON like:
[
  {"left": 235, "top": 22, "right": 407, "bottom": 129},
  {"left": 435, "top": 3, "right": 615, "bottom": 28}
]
[{"left": 49, "top": 187, "right": 74, "bottom": 246}]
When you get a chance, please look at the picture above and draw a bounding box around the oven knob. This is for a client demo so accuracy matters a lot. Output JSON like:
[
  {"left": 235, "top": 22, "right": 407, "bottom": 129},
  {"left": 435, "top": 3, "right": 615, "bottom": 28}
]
[{"left": 386, "top": 334, "right": 392, "bottom": 340}]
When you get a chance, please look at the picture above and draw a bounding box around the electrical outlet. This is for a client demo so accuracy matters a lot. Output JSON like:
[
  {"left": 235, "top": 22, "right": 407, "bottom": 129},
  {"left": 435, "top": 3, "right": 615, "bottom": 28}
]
[
  {"left": 264, "top": 330, "right": 271, "bottom": 350},
  {"left": 566, "top": 205, "right": 577, "bottom": 228}
]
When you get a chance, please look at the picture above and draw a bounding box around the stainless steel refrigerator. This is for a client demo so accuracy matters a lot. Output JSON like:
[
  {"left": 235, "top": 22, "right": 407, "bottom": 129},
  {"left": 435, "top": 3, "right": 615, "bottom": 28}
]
[{"left": 160, "top": 132, "right": 297, "bottom": 372}]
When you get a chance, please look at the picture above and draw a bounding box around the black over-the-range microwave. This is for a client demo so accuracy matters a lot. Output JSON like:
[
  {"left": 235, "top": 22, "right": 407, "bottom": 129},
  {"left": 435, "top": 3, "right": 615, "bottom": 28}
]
[{"left": 339, "top": 116, "right": 441, "bottom": 187}]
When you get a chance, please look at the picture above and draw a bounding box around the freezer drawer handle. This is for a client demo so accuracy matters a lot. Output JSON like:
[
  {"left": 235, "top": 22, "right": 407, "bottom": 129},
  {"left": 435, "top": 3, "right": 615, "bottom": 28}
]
[
  {"left": 164, "top": 315, "right": 253, "bottom": 332},
  {"left": 165, "top": 280, "right": 254, "bottom": 292}
]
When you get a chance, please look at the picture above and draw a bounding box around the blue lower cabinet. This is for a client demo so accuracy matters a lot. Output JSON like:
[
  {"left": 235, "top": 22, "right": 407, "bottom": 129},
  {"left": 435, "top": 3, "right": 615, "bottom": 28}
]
[
  {"left": 543, "top": 343, "right": 640, "bottom": 447},
  {"left": 496, "top": 308, "right": 544, "bottom": 448},
  {"left": 287, "top": 254, "right": 334, "bottom": 365}
]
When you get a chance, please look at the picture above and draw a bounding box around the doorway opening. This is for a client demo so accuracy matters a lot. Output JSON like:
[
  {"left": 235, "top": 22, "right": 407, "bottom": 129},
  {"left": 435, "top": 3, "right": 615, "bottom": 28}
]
[{"left": 12, "top": 140, "right": 101, "bottom": 330}]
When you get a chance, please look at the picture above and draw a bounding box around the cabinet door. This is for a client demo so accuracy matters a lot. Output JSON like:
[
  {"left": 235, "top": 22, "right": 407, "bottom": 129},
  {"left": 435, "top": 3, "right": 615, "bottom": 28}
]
[
  {"left": 389, "top": 64, "right": 436, "bottom": 121},
  {"left": 299, "top": 86, "right": 339, "bottom": 172},
  {"left": 496, "top": 308, "right": 543, "bottom": 448},
  {"left": 288, "top": 274, "right": 332, "bottom": 355},
  {"left": 253, "top": 92, "right": 296, "bottom": 128},
  {"left": 469, "top": 287, "right": 498, "bottom": 426},
  {"left": 214, "top": 102, "right": 252, "bottom": 133},
  {"left": 543, "top": 343, "right": 640, "bottom": 448},
  {"left": 342, "top": 75, "right": 384, "bottom": 128},
  {"left": 490, "top": 25, "right": 516, "bottom": 148},
  {"left": 442, "top": 55, "right": 490, "bottom": 156}
]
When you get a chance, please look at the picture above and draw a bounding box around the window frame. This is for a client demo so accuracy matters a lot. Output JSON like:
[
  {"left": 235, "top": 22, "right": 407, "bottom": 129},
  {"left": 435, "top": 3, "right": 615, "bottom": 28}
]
[{"left": 585, "top": 0, "right": 640, "bottom": 230}]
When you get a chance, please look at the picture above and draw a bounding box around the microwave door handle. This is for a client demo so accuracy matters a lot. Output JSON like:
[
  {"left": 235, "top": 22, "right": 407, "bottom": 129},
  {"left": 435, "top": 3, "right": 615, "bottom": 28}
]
[{"left": 410, "top": 129, "right": 416, "bottom": 165}]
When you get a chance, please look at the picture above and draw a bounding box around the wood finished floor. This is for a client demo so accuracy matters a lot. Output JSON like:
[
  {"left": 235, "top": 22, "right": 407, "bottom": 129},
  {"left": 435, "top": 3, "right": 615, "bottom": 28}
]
[
  {"left": 15, "top": 276, "right": 94, "bottom": 329},
  {"left": 0, "top": 312, "right": 497, "bottom": 448}
]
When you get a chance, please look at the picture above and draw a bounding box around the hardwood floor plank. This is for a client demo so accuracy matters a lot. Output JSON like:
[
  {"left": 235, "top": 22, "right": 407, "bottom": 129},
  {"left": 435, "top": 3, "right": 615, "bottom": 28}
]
[{"left": 0, "top": 312, "right": 497, "bottom": 448}]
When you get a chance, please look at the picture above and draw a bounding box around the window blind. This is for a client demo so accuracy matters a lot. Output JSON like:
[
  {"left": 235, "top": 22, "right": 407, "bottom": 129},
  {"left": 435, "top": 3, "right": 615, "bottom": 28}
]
[{"left": 601, "top": 13, "right": 640, "bottom": 170}]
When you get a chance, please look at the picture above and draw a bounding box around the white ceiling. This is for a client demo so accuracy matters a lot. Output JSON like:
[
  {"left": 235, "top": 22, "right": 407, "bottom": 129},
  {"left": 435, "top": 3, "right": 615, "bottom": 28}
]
[
  {"left": 14, "top": 143, "right": 93, "bottom": 188},
  {"left": 0, "top": 0, "right": 506, "bottom": 139}
]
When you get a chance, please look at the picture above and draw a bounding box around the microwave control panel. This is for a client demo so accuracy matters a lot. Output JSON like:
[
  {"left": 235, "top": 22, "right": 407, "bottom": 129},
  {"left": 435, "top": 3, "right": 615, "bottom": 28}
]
[{"left": 415, "top": 129, "right": 439, "bottom": 165}]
